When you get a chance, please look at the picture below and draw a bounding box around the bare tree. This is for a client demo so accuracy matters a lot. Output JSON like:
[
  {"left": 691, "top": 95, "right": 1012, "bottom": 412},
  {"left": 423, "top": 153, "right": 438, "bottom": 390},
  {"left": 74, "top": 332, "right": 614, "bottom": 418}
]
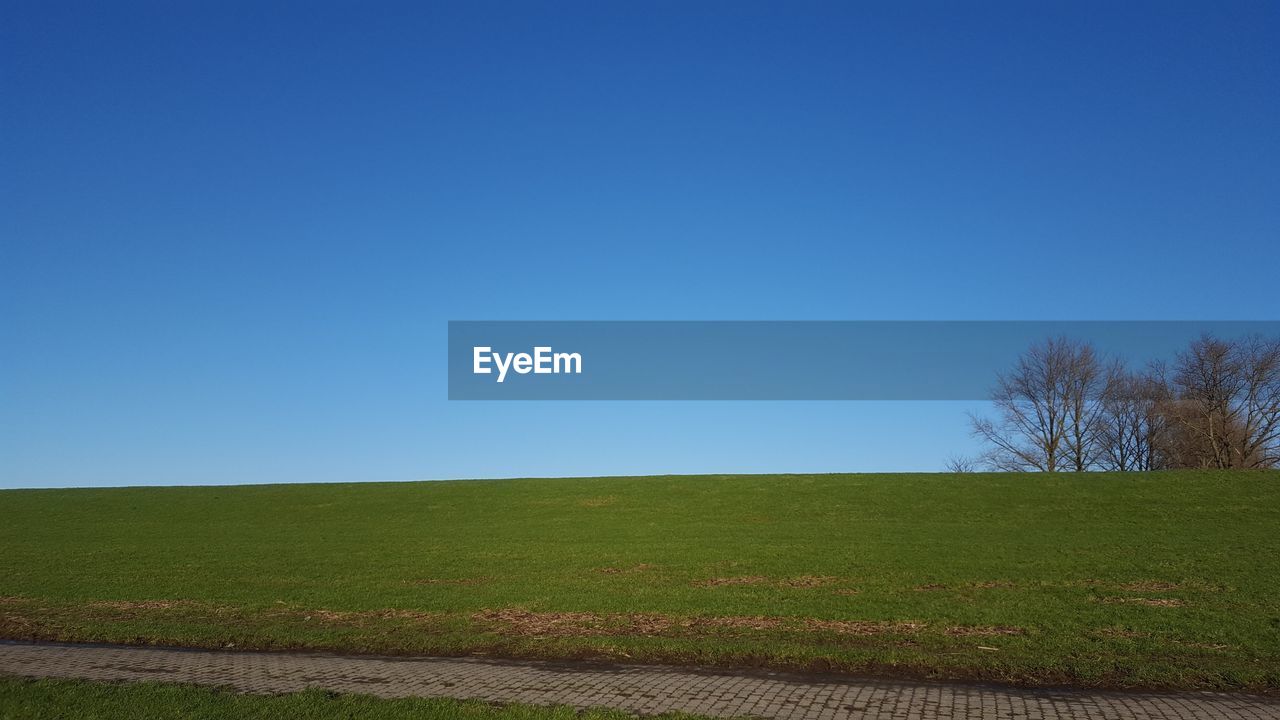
[
  {"left": 1169, "top": 335, "right": 1242, "bottom": 468},
  {"left": 1235, "top": 335, "right": 1280, "bottom": 468},
  {"left": 1096, "top": 364, "right": 1172, "bottom": 471},
  {"left": 1061, "top": 347, "right": 1114, "bottom": 472},
  {"left": 1167, "top": 334, "right": 1280, "bottom": 469},
  {"left": 960, "top": 332, "right": 1280, "bottom": 473},
  {"left": 944, "top": 454, "right": 978, "bottom": 473},
  {"left": 970, "top": 337, "right": 1105, "bottom": 472}
]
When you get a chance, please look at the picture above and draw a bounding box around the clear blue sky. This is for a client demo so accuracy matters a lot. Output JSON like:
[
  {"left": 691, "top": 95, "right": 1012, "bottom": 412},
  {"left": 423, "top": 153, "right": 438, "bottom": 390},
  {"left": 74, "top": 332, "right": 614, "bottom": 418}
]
[{"left": 3, "top": 2, "right": 1277, "bottom": 488}]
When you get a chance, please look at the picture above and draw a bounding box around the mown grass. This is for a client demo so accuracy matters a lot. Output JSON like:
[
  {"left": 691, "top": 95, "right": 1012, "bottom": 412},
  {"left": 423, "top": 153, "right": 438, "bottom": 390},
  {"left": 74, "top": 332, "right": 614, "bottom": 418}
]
[
  {"left": 1, "top": 472, "right": 1278, "bottom": 692},
  {"left": 0, "top": 677, "right": 699, "bottom": 720}
]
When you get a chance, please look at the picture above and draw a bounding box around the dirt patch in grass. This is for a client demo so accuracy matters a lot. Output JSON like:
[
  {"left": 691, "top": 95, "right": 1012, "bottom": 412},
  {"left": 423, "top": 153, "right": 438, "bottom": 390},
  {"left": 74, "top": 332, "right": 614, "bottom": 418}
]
[
  {"left": 481, "top": 610, "right": 980, "bottom": 639},
  {"left": 473, "top": 609, "right": 668, "bottom": 637},
  {"left": 1074, "top": 578, "right": 1221, "bottom": 593},
  {"left": 578, "top": 496, "right": 617, "bottom": 508},
  {"left": 264, "top": 605, "right": 445, "bottom": 628},
  {"left": 86, "top": 600, "right": 236, "bottom": 617},
  {"left": 474, "top": 608, "right": 928, "bottom": 638},
  {"left": 0, "top": 613, "right": 36, "bottom": 630},
  {"left": 303, "top": 609, "right": 364, "bottom": 624},
  {"left": 914, "top": 583, "right": 948, "bottom": 591},
  {"left": 473, "top": 609, "right": 785, "bottom": 637},
  {"left": 1097, "top": 597, "right": 1187, "bottom": 608},
  {"left": 971, "top": 581, "right": 1017, "bottom": 589},
  {"left": 782, "top": 575, "right": 838, "bottom": 588},
  {"left": 944, "top": 625, "right": 1024, "bottom": 637},
  {"left": 803, "top": 619, "right": 926, "bottom": 635},
  {"left": 1117, "top": 580, "right": 1185, "bottom": 592}
]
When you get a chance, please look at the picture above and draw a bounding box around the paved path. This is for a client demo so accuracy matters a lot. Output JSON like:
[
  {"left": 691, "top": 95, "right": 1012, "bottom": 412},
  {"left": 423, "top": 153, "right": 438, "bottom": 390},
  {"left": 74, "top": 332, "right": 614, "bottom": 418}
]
[{"left": 1, "top": 641, "right": 1277, "bottom": 719}]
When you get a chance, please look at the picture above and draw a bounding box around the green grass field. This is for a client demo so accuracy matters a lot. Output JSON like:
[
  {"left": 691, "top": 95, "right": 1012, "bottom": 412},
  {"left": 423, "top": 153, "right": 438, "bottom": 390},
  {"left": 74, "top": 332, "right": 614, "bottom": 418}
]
[
  {"left": 1, "top": 472, "right": 1277, "bottom": 692},
  {"left": 0, "top": 678, "right": 697, "bottom": 720}
]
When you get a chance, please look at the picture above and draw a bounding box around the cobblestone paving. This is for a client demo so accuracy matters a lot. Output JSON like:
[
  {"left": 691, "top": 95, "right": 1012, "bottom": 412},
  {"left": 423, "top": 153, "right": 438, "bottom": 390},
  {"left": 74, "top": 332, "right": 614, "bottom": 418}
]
[{"left": 2, "top": 641, "right": 1277, "bottom": 719}]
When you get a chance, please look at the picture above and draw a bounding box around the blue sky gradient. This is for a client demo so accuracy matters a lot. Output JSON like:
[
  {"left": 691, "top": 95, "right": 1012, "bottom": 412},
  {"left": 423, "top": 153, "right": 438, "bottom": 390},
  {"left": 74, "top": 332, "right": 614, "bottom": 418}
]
[{"left": 3, "top": 2, "right": 1278, "bottom": 487}]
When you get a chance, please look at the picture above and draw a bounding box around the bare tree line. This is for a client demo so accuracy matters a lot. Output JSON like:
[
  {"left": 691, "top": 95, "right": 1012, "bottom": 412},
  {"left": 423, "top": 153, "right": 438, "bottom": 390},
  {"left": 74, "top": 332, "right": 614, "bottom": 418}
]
[{"left": 952, "top": 334, "right": 1280, "bottom": 472}]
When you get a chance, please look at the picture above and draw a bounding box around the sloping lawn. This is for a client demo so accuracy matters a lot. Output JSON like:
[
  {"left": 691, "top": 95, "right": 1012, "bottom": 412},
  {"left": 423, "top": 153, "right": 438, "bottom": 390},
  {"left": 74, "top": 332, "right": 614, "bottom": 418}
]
[{"left": 1, "top": 472, "right": 1277, "bottom": 691}]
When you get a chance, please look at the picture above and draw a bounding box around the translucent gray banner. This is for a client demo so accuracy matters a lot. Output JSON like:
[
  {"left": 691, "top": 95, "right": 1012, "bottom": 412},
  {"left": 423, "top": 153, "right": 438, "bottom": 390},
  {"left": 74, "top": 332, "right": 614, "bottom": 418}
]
[{"left": 447, "top": 321, "right": 1280, "bottom": 400}]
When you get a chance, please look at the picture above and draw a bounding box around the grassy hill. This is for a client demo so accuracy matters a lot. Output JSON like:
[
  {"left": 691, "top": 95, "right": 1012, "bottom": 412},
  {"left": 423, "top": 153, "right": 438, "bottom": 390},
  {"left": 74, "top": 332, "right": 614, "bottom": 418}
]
[{"left": 1, "top": 472, "right": 1277, "bottom": 692}]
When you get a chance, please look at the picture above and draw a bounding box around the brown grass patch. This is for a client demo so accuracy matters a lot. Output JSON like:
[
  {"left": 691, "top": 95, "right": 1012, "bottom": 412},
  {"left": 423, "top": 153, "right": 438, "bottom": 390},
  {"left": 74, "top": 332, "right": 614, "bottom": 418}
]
[
  {"left": 804, "top": 619, "right": 925, "bottom": 635},
  {"left": 944, "top": 625, "right": 1024, "bottom": 637},
  {"left": 914, "top": 583, "right": 948, "bottom": 591},
  {"left": 1117, "top": 580, "right": 1184, "bottom": 592},
  {"left": 1097, "top": 597, "right": 1187, "bottom": 607},
  {"left": 971, "top": 581, "right": 1016, "bottom": 589},
  {"left": 473, "top": 608, "right": 671, "bottom": 637},
  {"left": 1092, "top": 627, "right": 1148, "bottom": 639},
  {"left": 0, "top": 613, "right": 36, "bottom": 629},
  {"left": 694, "top": 576, "right": 768, "bottom": 588},
  {"left": 578, "top": 496, "right": 617, "bottom": 508},
  {"left": 271, "top": 606, "right": 443, "bottom": 627},
  {"left": 305, "top": 609, "right": 359, "bottom": 623},
  {"left": 1074, "top": 578, "right": 1220, "bottom": 593},
  {"left": 782, "top": 575, "right": 838, "bottom": 588},
  {"left": 473, "top": 609, "right": 786, "bottom": 637},
  {"left": 77, "top": 599, "right": 239, "bottom": 621},
  {"left": 475, "top": 608, "right": 923, "bottom": 638},
  {"left": 89, "top": 600, "right": 202, "bottom": 611}
]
